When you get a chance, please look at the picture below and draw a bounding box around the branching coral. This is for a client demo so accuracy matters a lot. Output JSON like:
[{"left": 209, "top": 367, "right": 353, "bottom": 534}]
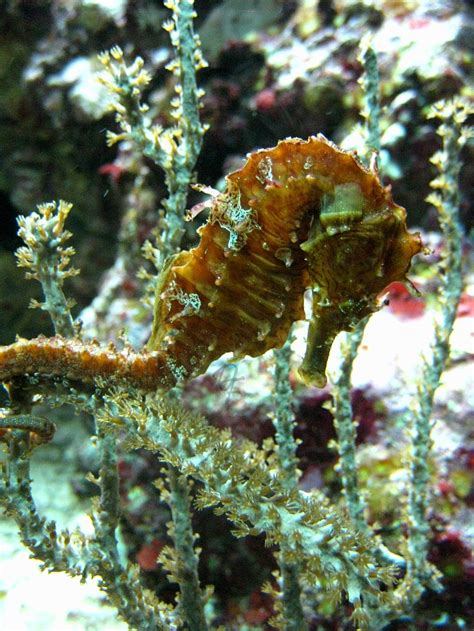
[
  {"left": 15, "top": 200, "right": 79, "bottom": 338},
  {"left": 96, "top": 393, "right": 398, "bottom": 616},
  {"left": 402, "top": 96, "right": 472, "bottom": 600},
  {"left": 98, "top": 0, "right": 207, "bottom": 264}
]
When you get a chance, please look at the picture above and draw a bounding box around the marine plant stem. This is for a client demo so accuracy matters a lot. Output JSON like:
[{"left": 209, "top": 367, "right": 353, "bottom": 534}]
[
  {"left": 330, "top": 325, "right": 368, "bottom": 534},
  {"left": 0, "top": 427, "right": 171, "bottom": 629},
  {"left": 98, "top": 392, "right": 402, "bottom": 628},
  {"left": 15, "top": 200, "right": 78, "bottom": 338},
  {"left": 34, "top": 263, "right": 75, "bottom": 337},
  {"left": 404, "top": 97, "right": 471, "bottom": 594},
  {"left": 99, "top": 0, "right": 207, "bottom": 265},
  {"left": 167, "top": 466, "right": 209, "bottom": 631},
  {"left": 358, "top": 36, "right": 381, "bottom": 155},
  {"left": 92, "top": 429, "right": 175, "bottom": 630},
  {"left": 156, "top": 3, "right": 210, "bottom": 622},
  {"left": 329, "top": 35, "right": 382, "bottom": 540},
  {"left": 95, "top": 429, "right": 120, "bottom": 540},
  {"left": 0, "top": 413, "right": 55, "bottom": 444},
  {"left": 329, "top": 327, "right": 406, "bottom": 629},
  {"left": 273, "top": 335, "right": 299, "bottom": 491},
  {"left": 160, "top": 0, "right": 208, "bottom": 256},
  {"left": 272, "top": 335, "right": 308, "bottom": 631}
]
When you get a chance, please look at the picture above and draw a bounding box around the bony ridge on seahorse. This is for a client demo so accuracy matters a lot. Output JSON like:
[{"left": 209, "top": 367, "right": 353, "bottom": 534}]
[{"left": 0, "top": 135, "right": 422, "bottom": 391}]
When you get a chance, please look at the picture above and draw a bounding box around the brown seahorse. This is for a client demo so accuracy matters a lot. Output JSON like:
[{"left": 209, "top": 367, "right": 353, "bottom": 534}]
[{"left": 0, "top": 135, "right": 421, "bottom": 391}]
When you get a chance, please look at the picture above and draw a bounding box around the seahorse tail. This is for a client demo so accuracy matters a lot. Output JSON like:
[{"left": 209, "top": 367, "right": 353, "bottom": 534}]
[{"left": 0, "top": 336, "right": 175, "bottom": 392}]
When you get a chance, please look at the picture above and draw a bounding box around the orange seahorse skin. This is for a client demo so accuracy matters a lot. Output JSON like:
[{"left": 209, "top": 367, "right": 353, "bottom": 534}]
[{"left": 0, "top": 135, "right": 421, "bottom": 391}]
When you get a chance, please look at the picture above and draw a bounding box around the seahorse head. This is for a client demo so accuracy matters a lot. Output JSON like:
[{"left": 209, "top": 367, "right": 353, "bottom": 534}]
[{"left": 299, "top": 169, "right": 422, "bottom": 386}]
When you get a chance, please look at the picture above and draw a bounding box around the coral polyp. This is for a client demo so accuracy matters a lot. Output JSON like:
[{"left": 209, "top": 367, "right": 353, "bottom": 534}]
[{"left": 0, "top": 135, "right": 421, "bottom": 391}]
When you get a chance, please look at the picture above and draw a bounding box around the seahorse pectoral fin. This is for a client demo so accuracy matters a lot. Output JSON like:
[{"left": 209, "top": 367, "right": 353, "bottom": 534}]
[{"left": 298, "top": 297, "right": 339, "bottom": 388}]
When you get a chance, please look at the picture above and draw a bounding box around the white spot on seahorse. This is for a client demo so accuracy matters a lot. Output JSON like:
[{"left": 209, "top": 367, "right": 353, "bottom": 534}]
[
  {"left": 257, "top": 322, "right": 272, "bottom": 341},
  {"left": 209, "top": 182, "right": 259, "bottom": 251},
  {"left": 275, "top": 303, "right": 285, "bottom": 319},
  {"left": 275, "top": 247, "right": 294, "bottom": 268},
  {"left": 166, "top": 357, "right": 187, "bottom": 384},
  {"left": 165, "top": 281, "right": 201, "bottom": 321},
  {"left": 207, "top": 337, "right": 217, "bottom": 352},
  {"left": 256, "top": 156, "right": 273, "bottom": 184}
]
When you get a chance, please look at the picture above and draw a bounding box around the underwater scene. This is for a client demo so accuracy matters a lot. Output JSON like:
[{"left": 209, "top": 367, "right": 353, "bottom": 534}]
[{"left": 0, "top": 1, "right": 472, "bottom": 629}]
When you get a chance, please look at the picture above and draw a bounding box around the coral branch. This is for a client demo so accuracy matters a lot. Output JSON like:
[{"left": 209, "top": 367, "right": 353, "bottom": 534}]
[
  {"left": 159, "top": 467, "right": 209, "bottom": 630},
  {"left": 0, "top": 413, "right": 56, "bottom": 446},
  {"left": 271, "top": 335, "right": 308, "bottom": 631},
  {"left": 16, "top": 200, "right": 78, "bottom": 337},
  {"left": 329, "top": 326, "right": 368, "bottom": 532},
  {"left": 99, "top": 0, "right": 207, "bottom": 264},
  {"left": 403, "top": 97, "right": 472, "bottom": 595},
  {"left": 358, "top": 36, "right": 381, "bottom": 155},
  {"left": 97, "top": 393, "right": 398, "bottom": 626},
  {"left": 0, "top": 429, "right": 176, "bottom": 629}
]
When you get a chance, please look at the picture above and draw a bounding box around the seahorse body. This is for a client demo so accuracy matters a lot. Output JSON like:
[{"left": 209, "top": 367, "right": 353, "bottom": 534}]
[
  {"left": 0, "top": 135, "right": 421, "bottom": 391},
  {"left": 147, "top": 134, "right": 421, "bottom": 386}
]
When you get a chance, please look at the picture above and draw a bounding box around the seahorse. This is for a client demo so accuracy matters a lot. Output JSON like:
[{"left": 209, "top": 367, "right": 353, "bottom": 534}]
[{"left": 0, "top": 135, "right": 421, "bottom": 392}]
